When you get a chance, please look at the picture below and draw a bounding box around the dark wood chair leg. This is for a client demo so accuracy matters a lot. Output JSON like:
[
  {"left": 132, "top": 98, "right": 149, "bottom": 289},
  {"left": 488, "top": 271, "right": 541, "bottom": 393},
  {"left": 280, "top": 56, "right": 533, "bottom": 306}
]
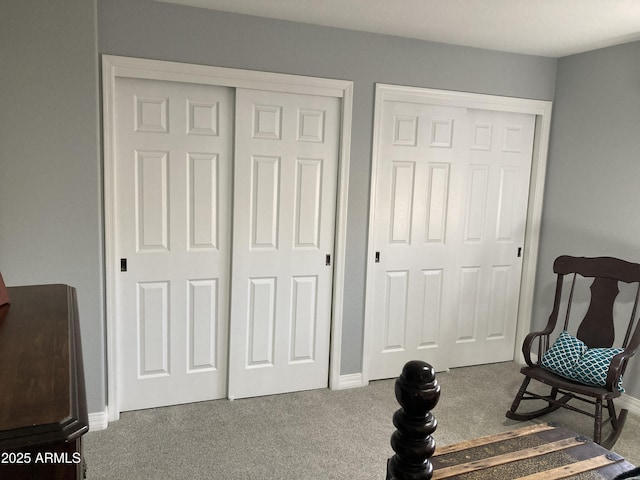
[{"left": 594, "top": 399, "right": 603, "bottom": 445}]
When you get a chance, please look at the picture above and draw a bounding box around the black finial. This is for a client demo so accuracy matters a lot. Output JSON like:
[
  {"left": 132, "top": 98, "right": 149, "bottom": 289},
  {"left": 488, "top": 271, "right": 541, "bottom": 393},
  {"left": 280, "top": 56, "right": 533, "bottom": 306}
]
[{"left": 386, "top": 361, "right": 440, "bottom": 480}]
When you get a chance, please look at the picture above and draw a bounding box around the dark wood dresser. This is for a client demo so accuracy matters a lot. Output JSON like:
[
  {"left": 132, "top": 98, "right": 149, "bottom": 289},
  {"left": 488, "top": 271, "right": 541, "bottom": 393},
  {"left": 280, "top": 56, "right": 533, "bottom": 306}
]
[{"left": 0, "top": 284, "right": 88, "bottom": 479}]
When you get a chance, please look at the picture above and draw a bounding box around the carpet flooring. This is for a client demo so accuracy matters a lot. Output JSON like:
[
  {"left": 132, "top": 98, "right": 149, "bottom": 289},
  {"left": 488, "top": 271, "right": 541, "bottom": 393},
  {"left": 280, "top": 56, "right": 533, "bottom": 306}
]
[{"left": 83, "top": 362, "right": 639, "bottom": 479}]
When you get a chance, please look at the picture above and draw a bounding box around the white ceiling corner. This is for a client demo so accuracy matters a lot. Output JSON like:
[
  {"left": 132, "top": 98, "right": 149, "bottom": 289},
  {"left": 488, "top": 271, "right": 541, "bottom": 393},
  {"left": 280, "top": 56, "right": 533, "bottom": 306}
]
[{"left": 154, "top": 0, "right": 640, "bottom": 57}]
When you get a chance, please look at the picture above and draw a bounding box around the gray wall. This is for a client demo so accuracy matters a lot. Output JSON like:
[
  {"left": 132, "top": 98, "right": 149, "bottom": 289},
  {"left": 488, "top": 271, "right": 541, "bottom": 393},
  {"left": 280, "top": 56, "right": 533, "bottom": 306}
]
[
  {"left": 0, "top": 1, "right": 104, "bottom": 411},
  {"left": 533, "top": 41, "right": 640, "bottom": 398},
  {"left": 98, "top": 0, "right": 557, "bottom": 380}
]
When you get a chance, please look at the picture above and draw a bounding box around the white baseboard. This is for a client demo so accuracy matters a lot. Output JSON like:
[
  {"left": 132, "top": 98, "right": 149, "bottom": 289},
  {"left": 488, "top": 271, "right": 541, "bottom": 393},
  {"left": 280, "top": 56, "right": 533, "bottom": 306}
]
[
  {"left": 88, "top": 408, "right": 109, "bottom": 432},
  {"left": 336, "top": 373, "right": 367, "bottom": 390}
]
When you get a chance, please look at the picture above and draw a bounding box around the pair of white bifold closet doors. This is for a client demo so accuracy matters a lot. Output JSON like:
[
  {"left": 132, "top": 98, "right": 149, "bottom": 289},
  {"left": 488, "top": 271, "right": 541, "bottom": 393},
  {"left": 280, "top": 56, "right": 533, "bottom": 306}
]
[{"left": 106, "top": 57, "right": 346, "bottom": 413}]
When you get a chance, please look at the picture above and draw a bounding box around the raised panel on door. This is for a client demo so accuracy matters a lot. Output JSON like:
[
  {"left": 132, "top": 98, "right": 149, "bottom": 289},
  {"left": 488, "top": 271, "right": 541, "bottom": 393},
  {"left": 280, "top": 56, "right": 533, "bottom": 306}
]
[
  {"left": 290, "top": 275, "right": 319, "bottom": 363},
  {"left": 136, "top": 151, "right": 169, "bottom": 252},
  {"left": 247, "top": 277, "right": 277, "bottom": 367},
  {"left": 368, "top": 95, "right": 536, "bottom": 380},
  {"left": 188, "top": 153, "right": 220, "bottom": 250},
  {"left": 384, "top": 270, "right": 410, "bottom": 352},
  {"left": 187, "top": 279, "right": 219, "bottom": 372},
  {"left": 294, "top": 159, "right": 323, "bottom": 248},
  {"left": 228, "top": 88, "right": 340, "bottom": 399},
  {"left": 251, "top": 155, "right": 280, "bottom": 248},
  {"left": 115, "top": 78, "right": 232, "bottom": 411},
  {"left": 137, "top": 281, "right": 170, "bottom": 377}
]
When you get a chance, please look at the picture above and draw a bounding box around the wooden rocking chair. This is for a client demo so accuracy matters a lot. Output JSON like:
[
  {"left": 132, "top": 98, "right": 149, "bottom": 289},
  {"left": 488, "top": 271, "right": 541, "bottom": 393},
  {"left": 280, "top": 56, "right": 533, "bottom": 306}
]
[{"left": 506, "top": 255, "right": 640, "bottom": 449}]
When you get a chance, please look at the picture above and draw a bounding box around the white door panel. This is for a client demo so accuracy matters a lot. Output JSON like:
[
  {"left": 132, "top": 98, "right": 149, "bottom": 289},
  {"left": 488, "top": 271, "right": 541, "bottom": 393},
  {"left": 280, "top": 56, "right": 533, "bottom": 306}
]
[
  {"left": 115, "top": 78, "right": 233, "bottom": 411},
  {"left": 448, "top": 109, "right": 535, "bottom": 367},
  {"left": 369, "top": 98, "right": 535, "bottom": 379},
  {"left": 228, "top": 89, "right": 340, "bottom": 399},
  {"left": 369, "top": 102, "right": 467, "bottom": 377}
]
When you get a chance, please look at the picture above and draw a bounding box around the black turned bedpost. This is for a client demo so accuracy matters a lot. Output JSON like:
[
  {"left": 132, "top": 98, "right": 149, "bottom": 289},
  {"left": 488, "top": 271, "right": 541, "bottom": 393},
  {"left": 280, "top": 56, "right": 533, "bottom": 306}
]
[{"left": 386, "top": 360, "right": 441, "bottom": 480}]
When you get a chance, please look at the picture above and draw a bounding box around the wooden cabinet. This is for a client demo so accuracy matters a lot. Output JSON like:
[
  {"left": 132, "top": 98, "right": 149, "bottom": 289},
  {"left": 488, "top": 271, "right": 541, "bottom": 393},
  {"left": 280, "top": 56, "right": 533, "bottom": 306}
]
[{"left": 0, "top": 285, "right": 88, "bottom": 479}]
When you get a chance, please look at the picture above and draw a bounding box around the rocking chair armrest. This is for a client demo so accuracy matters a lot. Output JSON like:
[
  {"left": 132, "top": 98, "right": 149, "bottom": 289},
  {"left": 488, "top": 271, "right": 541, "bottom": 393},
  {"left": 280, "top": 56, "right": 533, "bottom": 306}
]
[
  {"left": 606, "top": 349, "right": 636, "bottom": 391},
  {"left": 522, "top": 331, "right": 550, "bottom": 367}
]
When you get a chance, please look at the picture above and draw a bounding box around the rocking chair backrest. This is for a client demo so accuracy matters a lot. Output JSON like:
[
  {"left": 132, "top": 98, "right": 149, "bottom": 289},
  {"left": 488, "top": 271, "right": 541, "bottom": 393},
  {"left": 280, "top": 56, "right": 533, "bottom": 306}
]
[{"left": 552, "top": 256, "right": 640, "bottom": 350}]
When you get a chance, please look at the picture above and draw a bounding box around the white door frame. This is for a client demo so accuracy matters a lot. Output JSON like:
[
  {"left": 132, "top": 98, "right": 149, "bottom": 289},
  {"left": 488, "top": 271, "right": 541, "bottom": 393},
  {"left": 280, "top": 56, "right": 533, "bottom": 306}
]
[
  {"left": 102, "top": 55, "right": 353, "bottom": 421},
  {"left": 362, "top": 83, "right": 552, "bottom": 383}
]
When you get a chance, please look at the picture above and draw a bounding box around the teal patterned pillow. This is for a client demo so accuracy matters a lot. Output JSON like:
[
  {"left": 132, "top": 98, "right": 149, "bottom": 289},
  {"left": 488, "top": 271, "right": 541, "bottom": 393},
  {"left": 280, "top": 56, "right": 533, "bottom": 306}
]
[
  {"left": 571, "top": 347, "right": 624, "bottom": 392},
  {"left": 541, "top": 331, "right": 587, "bottom": 378}
]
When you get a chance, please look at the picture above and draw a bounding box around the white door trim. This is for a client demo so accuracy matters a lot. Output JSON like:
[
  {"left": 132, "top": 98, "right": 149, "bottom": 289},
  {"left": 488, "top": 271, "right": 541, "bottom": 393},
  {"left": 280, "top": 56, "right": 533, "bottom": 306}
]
[
  {"left": 102, "top": 55, "right": 353, "bottom": 421},
  {"left": 362, "top": 83, "right": 552, "bottom": 383}
]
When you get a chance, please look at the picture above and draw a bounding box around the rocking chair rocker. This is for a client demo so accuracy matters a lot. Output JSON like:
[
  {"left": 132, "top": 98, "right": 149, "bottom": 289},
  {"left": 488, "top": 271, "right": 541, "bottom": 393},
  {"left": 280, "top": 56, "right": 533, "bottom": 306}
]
[{"left": 506, "top": 255, "right": 640, "bottom": 449}]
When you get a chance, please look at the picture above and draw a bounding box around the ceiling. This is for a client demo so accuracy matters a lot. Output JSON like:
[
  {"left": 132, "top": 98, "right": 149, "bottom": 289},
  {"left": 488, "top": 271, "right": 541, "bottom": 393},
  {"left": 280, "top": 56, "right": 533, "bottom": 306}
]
[{"left": 156, "top": 0, "right": 640, "bottom": 57}]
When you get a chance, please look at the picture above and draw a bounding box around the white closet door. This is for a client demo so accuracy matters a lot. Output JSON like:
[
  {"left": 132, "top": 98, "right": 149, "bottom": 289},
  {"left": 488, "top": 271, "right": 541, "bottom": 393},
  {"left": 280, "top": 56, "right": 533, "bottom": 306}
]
[
  {"left": 368, "top": 97, "right": 535, "bottom": 379},
  {"left": 448, "top": 108, "right": 535, "bottom": 367},
  {"left": 368, "top": 101, "right": 467, "bottom": 377},
  {"left": 228, "top": 88, "right": 340, "bottom": 399},
  {"left": 114, "top": 78, "right": 233, "bottom": 411}
]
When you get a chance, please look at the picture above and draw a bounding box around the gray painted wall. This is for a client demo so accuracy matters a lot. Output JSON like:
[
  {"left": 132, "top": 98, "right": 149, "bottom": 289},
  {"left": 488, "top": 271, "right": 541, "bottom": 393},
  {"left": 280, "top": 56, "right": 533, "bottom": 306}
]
[
  {"left": 0, "top": 1, "right": 104, "bottom": 412},
  {"left": 98, "top": 0, "right": 556, "bottom": 381},
  {"left": 533, "top": 41, "right": 640, "bottom": 398}
]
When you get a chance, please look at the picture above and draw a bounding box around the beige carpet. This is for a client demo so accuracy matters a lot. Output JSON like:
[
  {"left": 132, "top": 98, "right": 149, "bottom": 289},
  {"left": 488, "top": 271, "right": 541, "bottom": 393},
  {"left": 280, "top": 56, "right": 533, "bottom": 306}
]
[{"left": 83, "top": 362, "right": 639, "bottom": 479}]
